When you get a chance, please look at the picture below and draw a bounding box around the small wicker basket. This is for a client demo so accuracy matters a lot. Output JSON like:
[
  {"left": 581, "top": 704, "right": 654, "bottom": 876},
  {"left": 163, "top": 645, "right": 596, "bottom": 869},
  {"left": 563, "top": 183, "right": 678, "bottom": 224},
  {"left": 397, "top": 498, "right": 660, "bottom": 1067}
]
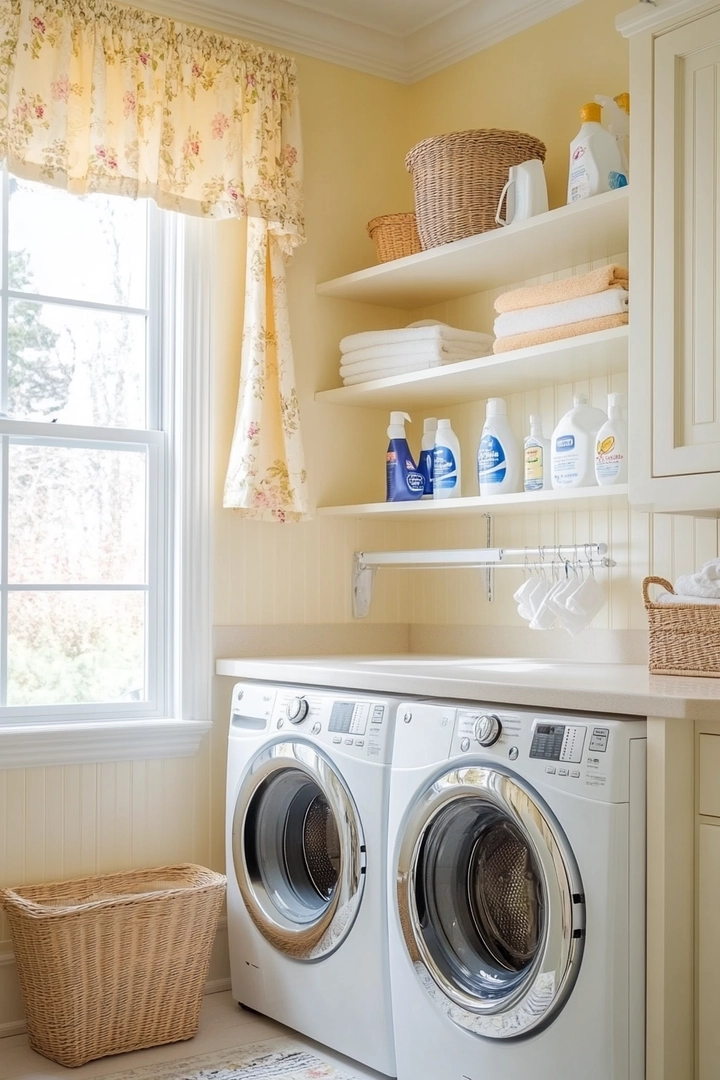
[
  {"left": 405, "top": 129, "right": 546, "bottom": 249},
  {"left": 643, "top": 576, "right": 720, "bottom": 678},
  {"left": 367, "top": 212, "right": 422, "bottom": 262},
  {"left": 1, "top": 863, "right": 226, "bottom": 1067}
]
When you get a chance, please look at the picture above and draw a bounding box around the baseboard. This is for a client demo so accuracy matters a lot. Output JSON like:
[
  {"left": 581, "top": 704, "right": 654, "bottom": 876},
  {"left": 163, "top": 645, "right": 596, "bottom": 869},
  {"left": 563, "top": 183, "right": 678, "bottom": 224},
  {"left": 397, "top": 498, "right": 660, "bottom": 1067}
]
[{"left": 0, "top": 916, "right": 231, "bottom": 1038}]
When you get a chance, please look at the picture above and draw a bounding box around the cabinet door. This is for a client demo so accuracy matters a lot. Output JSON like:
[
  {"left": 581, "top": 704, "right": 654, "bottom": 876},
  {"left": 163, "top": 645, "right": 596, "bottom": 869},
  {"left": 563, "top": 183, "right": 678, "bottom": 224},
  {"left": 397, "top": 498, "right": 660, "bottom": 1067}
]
[
  {"left": 653, "top": 14, "right": 720, "bottom": 480},
  {"left": 699, "top": 821, "right": 720, "bottom": 1079}
]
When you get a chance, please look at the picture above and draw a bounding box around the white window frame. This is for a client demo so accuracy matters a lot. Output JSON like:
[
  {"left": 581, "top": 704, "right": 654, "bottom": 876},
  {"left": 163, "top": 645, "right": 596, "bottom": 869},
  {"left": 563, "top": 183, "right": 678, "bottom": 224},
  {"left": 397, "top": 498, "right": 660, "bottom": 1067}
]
[{"left": 0, "top": 183, "right": 213, "bottom": 768}]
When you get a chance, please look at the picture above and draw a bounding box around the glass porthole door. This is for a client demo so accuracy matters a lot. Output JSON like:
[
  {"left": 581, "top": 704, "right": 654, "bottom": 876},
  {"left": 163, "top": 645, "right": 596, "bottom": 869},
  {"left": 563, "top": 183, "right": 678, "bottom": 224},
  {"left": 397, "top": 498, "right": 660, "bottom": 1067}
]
[
  {"left": 232, "top": 740, "right": 365, "bottom": 961},
  {"left": 396, "top": 764, "right": 585, "bottom": 1038}
]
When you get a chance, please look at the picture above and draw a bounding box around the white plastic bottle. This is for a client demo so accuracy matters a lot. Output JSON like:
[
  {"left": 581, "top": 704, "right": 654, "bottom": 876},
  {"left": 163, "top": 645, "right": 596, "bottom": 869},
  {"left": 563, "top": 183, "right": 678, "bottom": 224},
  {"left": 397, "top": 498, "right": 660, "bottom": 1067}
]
[
  {"left": 477, "top": 398, "right": 521, "bottom": 496},
  {"left": 419, "top": 417, "right": 438, "bottom": 498},
  {"left": 523, "top": 415, "right": 551, "bottom": 491},
  {"left": 595, "top": 392, "right": 628, "bottom": 485},
  {"left": 551, "top": 394, "right": 608, "bottom": 489},
  {"left": 567, "top": 102, "right": 627, "bottom": 203},
  {"left": 433, "top": 419, "right": 462, "bottom": 499},
  {"left": 595, "top": 92, "right": 630, "bottom": 180}
]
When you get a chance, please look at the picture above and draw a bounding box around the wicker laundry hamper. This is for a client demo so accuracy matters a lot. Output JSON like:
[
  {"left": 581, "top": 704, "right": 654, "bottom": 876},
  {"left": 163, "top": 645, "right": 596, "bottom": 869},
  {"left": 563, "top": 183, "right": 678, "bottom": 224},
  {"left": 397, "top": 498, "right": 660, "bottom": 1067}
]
[
  {"left": 367, "top": 212, "right": 422, "bottom": 262},
  {"left": 643, "top": 576, "right": 720, "bottom": 677},
  {"left": 1, "top": 863, "right": 226, "bottom": 1067},
  {"left": 405, "top": 129, "right": 547, "bottom": 249}
]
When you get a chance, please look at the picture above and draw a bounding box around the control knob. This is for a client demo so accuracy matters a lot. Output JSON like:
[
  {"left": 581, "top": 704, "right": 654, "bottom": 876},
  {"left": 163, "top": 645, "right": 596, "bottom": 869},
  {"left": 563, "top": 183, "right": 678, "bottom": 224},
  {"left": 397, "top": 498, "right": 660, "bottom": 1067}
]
[
  {"left": 475, "top": 714, "right": 502, "bottom": 747},
  {"left": 286, "top": 696, "right": 309, "bottom": 724}
]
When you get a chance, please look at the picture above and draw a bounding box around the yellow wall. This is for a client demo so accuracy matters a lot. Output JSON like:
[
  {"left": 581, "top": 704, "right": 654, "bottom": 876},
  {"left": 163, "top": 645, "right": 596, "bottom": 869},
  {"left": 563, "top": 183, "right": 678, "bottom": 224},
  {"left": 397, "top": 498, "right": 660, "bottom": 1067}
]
[{"left": 408, "top": 0, "right": 630, "bottom": 209}]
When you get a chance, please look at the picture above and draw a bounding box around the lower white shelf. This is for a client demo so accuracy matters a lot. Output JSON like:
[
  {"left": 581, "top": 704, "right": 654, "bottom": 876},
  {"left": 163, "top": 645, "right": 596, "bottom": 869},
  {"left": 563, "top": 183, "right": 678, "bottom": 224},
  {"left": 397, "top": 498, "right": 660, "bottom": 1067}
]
[{"left": 317, "top": 484, "right": 629, "bottom": 519}]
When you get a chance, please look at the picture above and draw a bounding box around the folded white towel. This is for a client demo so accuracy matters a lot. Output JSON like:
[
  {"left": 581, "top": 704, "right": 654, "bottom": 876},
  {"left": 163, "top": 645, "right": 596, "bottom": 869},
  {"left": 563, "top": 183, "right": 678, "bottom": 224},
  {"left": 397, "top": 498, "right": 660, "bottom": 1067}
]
[
  {"left": 493, "top": 288, "right": 629, "bottom": 339},
  {"left": 343, "top": 359, "right": 442, "bottom": 385},
  {"left": 340, "top": 323, "right": 494, "bottom": 354},
  {"left": 676, "top": 558, "right": 720, "bottom": 599},
  {"left": 657, "top": 590, "right": 720, "bottom": 606},
  {"left": 341, "top": 339, "right": 492, "bottom": 365},
  {"left": 340, "top": 343, "right": 488, "bottom": 378}
]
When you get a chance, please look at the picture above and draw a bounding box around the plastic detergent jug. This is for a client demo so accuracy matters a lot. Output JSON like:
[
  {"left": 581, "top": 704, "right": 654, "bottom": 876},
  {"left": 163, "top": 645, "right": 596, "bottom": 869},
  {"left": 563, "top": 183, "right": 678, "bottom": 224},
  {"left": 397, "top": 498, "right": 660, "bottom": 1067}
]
[
  {"left": 386, "top": 412, "right": 424, "bottom": 502},
  {"left": 551, "top": 395, "right": 608, "bottom": 489},
  {"left": 433, "top": 419, "right": 462, "bottom": 499},
  {"left": 567, "top": 102, "right": 627, "bottom": 203},
  {"left": 595, "top": 392, "right": 628, "bottom": 485},
  {"left": 477, "top": 398, "right": 520, "bottom": 496},
  {"left": 419, "top": 417, "right": 437, "bottom": 498},
  {"left": 596, "top": 92, "right": 630, "bottom": 180}
]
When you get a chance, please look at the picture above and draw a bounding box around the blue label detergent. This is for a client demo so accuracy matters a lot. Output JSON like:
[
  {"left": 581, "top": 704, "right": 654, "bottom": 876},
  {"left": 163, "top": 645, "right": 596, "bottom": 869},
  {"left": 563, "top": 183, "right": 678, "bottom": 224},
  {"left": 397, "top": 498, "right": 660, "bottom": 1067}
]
[
  {"left": 385, "top": 412, "right": 424, "bottom": 502},
  {"left": 477, "top": 434, "right": 507, "bottom": 485},
  {"left": 433, "top": 445, "right": 458, "bottom": 491}
]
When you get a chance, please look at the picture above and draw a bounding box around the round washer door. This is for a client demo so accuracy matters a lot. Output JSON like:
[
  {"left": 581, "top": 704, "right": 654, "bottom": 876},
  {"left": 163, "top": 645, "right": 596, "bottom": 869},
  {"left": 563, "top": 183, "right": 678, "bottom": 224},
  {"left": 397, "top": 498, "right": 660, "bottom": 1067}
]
[
  {"left": 232, "top": 740, "right": 365, "bottom": 961},
  {"left": 396, "top": 763, "right": 585, "bottom": 1039}
]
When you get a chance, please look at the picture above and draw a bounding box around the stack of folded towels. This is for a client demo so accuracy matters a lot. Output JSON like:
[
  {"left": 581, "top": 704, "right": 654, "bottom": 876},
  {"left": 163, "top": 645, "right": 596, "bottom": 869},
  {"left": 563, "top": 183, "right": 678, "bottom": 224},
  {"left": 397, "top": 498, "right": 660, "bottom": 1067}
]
[
  {"left": 657, "top": 559, "right": 720, "bottom": 605},
  {"left": 492, "top": 264, "right": 629, "bottom": 354},
  {"left": 339, "top": 321, "right": 494, "bottom": 386}
]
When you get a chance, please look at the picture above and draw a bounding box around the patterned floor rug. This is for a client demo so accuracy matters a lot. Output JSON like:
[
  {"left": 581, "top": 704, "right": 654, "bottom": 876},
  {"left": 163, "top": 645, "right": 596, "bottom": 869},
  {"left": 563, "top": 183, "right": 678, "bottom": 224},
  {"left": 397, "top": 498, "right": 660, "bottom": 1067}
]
[{"left": 101, "top": 1038, "right": 357, "bottom": 1080}]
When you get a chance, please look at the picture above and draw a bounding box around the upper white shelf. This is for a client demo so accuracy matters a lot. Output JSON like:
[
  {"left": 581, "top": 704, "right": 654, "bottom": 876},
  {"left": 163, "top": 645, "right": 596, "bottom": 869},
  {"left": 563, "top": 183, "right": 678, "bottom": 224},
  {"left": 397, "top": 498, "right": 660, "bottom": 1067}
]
[
  {"left": 315, "top": 325, "right": 628, "bottom": 410},
  {"left": 316, "top": 188, "right": 629, "bottom": 309}
]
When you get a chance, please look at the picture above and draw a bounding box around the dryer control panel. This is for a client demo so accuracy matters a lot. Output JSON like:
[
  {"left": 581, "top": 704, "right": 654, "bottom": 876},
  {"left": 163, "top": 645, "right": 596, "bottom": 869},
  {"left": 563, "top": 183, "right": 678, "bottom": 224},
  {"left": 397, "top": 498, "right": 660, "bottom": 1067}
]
[{"left": 230, "top": 681, "right": 397, "bottom": 764}]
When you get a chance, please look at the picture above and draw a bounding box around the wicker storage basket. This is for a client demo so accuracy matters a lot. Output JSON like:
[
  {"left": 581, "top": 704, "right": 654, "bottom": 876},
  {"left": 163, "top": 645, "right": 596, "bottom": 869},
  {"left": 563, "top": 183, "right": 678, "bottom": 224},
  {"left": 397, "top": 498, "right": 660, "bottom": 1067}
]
[
  {"left": 367, "top": 212, "right": 422, "bottom": 262},
  {"left": 643, "top": 576, "right": 720, "bottom": 678},
  {"left": 0, "top": 863, "right": 226, "bottom": 1067},
  {"left": 405, "top": 129, "right": 547, "bottom": 249}
]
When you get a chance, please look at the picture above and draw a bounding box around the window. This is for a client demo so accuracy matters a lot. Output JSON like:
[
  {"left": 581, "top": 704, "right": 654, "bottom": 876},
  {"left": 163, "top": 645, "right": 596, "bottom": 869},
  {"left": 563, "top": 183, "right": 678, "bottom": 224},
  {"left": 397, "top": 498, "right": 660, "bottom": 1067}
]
[{"left": 0, "top": 173, "right": 212, "bottom": 762}]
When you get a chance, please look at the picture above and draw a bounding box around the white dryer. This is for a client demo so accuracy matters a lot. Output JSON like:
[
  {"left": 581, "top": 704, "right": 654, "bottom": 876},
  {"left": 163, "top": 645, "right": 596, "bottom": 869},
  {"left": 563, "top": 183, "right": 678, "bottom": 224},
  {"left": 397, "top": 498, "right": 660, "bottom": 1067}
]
[
  {"left": 226, "top": 680, "right": 401, "bottom": 1077},
  {"left": 387, "top": 701, "right": 646, "bottom": 1080}
]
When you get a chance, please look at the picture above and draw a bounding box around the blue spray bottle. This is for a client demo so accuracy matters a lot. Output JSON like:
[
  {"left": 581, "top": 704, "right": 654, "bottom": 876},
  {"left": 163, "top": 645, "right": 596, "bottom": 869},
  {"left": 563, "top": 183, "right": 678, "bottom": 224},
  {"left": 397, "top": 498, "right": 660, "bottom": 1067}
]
[{"left": 386, "top": 412, "right": 424, "bottom": 502}]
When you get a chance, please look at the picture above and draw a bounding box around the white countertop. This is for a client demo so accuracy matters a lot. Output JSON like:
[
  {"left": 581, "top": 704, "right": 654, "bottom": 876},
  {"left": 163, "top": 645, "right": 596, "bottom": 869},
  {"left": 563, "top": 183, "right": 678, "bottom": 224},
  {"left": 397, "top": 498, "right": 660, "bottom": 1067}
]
[{"left": 215, "top": 655, "right": 720, "bottom": 721}]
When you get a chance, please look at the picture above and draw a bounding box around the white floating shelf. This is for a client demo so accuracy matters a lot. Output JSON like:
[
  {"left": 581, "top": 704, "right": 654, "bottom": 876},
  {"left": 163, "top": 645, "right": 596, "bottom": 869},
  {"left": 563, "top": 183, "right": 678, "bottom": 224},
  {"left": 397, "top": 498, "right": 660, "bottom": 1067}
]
[
  {"left": 317, "top": 485, "right": 629, "bottom": 520},
  {"left": 316, "top": 188, "right": 629, "bottom": 309},
  {"left": 316, "top": 326, "right": 628, "bottom": 410}
]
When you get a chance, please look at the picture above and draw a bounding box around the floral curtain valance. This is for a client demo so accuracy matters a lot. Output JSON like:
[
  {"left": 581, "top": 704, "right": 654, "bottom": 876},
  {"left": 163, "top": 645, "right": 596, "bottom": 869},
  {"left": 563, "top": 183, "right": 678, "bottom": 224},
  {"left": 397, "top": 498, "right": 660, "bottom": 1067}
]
[{"left": 0, "top": 0, "right": 309, "bottom": 521}]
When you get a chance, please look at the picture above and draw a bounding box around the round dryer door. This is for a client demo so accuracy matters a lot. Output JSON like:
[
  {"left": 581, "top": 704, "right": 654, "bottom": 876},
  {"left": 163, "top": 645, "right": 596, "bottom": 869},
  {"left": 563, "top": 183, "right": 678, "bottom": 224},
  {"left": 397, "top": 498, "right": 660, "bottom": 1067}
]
[
  {"left": 396, "top": 764, "right": 585, "bottom": 1039},
  {"left": 232, "top": 740, "right": 365, "bottom": 961}
]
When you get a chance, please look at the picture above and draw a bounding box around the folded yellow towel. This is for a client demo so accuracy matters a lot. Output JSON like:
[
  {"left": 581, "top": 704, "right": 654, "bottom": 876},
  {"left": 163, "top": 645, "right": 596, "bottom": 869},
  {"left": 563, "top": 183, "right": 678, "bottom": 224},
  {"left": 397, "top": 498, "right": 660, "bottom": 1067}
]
[
  {"left": 495, "top": 264, "right": 629, "bottom": 314},
  {"left": 492, "top": 313, "right": 628, "bottom": 353}
]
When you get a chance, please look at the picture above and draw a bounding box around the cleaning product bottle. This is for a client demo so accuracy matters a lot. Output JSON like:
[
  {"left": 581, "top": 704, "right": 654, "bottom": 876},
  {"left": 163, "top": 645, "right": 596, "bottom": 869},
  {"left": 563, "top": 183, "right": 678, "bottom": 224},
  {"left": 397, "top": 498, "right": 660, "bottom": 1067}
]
[
  {"left": 477, "top": 398, "right": 521, "bottom": 496},
  {"left": 433, "top": 419, "right": 462, "bottom": 499},
  {"left": 419, "top": 417, "right": 438, "bottom": 498},
  {"left": 523, "top": 415, "right": 551, "bottom": 491},
  {"left": 551, "top": 394, "right": 608, "bottom": 489},
  {"left": 567, "top": 102, "right": 627, "bottom": 204},
  {"left": 595, "top": 392, "right": 628, "bottom": 485},
  {"left": 386, "top": 412, "right": 424, "bottom": 502},
  {"left": 595, "top": 92, "right": 630, "bottom": 180}
]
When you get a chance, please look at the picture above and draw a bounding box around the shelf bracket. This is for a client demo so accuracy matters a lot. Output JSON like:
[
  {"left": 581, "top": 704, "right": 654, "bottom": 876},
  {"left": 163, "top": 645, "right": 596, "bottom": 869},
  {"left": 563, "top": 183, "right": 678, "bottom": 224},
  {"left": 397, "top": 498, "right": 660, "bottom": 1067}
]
[{"left": 353, "top": 553, "right": 377, "bottom": 619}]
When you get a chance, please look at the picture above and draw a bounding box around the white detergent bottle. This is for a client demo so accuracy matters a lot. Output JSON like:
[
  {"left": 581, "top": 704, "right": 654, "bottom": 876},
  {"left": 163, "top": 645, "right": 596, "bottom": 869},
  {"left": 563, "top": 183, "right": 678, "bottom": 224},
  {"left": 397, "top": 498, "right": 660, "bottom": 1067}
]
[
  {"left": 596, "top": 92, "right": 630, "bottom": 180},
  {"left": 477, "top": 398, "right": 521, "bottom": 496},
  {"left": 567, "top": 102, "right": 627, "bottom": 203},
  {"left": 551, "top": 394, "right": 607, "bottom": 489},
  {"left": 595, "top": 392, "right": 628, "bottom": 485},
  {"left": 433, "top": 419, "right": 462, "bottom": 499},
  {"left": 524, "top": 415, "right": 551, "bottom": 491},
  {"left": 419, "top": 417, "right": 438, "bottom": 498}
]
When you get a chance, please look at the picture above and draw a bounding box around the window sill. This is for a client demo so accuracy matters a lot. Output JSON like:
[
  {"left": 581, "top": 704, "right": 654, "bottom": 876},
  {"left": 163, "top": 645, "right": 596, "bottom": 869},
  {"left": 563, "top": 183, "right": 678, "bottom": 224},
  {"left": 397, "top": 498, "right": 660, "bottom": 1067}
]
[{"left": 0, "top": 718, "right": 212, "bottom": 769}]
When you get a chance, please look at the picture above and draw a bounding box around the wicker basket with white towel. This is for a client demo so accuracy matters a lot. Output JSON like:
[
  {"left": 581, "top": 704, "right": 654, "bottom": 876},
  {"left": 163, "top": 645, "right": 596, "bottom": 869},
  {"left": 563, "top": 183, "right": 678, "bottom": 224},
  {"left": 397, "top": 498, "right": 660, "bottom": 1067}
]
[{"left": 643, "top": 562, "right": 720, "bottom": 678}]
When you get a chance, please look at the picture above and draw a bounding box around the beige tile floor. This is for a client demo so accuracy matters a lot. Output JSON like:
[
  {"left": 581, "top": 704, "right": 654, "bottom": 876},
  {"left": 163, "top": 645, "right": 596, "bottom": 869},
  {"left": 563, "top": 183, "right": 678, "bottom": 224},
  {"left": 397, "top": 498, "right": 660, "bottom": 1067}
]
[{"left": 0, "top": 991, "right": 384, "bottom": 1080}]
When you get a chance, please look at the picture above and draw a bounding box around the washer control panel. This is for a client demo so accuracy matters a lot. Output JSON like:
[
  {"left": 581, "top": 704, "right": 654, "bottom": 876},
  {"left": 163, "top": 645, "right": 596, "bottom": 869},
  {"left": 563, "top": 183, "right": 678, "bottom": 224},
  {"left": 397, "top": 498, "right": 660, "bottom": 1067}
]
[
  {"left": 230, "top": 682, "right": 396, "bottom": 763},
  {"left": 529, "top": 723, "right": 586, "bottom": 763}
]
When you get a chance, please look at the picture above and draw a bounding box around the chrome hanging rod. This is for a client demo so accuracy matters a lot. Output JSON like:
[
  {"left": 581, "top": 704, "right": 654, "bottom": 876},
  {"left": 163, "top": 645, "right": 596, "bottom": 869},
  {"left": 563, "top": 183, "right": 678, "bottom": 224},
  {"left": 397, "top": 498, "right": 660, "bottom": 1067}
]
[{"left": 352, "top": 543, "right": 616, "bottom": 618}]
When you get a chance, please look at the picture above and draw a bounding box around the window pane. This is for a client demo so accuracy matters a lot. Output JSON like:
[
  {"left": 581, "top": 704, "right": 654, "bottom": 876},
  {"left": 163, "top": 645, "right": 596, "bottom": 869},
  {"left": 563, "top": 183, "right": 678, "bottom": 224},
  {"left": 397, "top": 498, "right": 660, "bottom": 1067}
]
[
  {"left": 8, "top": 177, "right": 148, "bottom": 308},
  {"left": 8, "top": 443, "right": 147, "bottom": 584},
  {"left": 8, "top": 299, "right": 147, "bottom": 426},
  {"left": 7, "top": 591, "right": 146, "bottom": 706}
]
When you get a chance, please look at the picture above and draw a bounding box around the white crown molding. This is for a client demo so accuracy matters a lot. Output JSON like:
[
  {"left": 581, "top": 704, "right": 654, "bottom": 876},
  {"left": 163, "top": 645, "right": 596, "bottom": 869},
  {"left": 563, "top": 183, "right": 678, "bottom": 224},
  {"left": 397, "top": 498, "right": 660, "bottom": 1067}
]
[
  {"left": 142, "top": 0, "right": 586, "bottom": 84},
  {"left": 616, "top": 0, "right": 720, "bottom": 36}
]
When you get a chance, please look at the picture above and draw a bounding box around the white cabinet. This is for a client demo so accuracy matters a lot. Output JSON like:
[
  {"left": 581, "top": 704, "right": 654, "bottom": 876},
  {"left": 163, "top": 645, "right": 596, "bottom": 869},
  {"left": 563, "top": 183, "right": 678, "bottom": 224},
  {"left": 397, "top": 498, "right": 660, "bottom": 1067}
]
[{"left": 622, "top": 0, "right": 720, "bottom": 512}]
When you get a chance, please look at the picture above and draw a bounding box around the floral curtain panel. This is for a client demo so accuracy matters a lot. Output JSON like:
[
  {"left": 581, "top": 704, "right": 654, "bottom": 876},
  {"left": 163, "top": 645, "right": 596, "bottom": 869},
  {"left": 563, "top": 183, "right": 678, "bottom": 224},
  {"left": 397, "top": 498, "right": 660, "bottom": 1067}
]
[{"left": 0, "top": 0, "right": 308, "bottom": 521}]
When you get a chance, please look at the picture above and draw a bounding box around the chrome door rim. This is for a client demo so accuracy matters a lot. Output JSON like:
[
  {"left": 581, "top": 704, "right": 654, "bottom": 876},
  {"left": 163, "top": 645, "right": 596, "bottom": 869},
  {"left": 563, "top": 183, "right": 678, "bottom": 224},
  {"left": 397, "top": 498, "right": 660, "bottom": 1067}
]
[
  {"left": 233, "top": 740, "right": 365, "bottom": 961},
  {"left": 397, "top": 763, "right": 585, "bottom": 1039}
]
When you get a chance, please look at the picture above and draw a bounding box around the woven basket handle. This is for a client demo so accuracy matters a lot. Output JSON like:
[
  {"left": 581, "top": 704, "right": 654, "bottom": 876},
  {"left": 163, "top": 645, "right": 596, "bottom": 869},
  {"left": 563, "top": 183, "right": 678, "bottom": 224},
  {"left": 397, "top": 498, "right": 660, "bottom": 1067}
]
[{"left": 642, "top": 575, "right": 675, "bottom": 607}]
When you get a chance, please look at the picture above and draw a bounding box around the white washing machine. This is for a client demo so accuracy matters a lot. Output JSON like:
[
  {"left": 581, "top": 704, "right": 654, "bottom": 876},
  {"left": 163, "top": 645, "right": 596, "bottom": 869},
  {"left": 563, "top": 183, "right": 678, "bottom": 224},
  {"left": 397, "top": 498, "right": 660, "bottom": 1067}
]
[
  {"left": 387, "top": 701, "right": 646, "bottom": 1080},
  {"left": 226, "top": 679, "right": 402, "bottom": 1077}
]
